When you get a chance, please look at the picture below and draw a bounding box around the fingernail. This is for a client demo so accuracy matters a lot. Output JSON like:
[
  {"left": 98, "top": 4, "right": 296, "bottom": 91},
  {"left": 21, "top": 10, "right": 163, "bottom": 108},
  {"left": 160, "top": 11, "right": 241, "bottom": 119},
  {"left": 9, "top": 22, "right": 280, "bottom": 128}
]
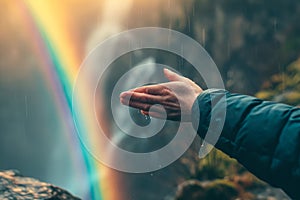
[{"left": 120, "top": 91, "right": 128, "bottom": 97}]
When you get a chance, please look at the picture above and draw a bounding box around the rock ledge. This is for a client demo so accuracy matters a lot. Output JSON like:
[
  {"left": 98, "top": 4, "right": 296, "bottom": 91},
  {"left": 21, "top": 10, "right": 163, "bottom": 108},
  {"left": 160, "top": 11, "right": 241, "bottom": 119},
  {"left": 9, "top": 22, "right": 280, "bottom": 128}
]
[{"left": 0, "top": 170, "right": 81, "bottom": 200}]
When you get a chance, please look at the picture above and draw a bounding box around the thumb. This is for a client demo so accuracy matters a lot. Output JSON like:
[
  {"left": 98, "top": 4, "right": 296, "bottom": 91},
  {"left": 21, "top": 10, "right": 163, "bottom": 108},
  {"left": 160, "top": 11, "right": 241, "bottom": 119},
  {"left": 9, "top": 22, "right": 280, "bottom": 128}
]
[{"left": 163, "top": 68, "right": 186, "bottom": 82}]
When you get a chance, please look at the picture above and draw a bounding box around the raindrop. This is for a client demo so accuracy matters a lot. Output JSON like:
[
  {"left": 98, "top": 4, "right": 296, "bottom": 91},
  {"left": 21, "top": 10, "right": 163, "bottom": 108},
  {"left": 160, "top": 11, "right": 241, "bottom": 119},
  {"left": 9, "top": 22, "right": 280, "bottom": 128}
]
[
  {"left": 227, "top": 41, "right": 231, "bottom": 58},
  {"left": 273, "top": 18, "right": 278, "bottom": 32},
  {"left": 167, "top": 28, "right": 171, "bottom": 47},
  {"left": 187, "top": 16, "right": 191, "bottom": 33},
  {"left": 181, "top": 44, "right": 184, "bottom": 67},
  {"left": 24, "top": 95, "right": 28, "bottom": 118},
  {"left": 129, "top": 108, "right": 151, "bottom": 127},
  {"left": 129, "top": 53, "right": 133, "bottom": 67},
  {"left": 202, "top": 28, "right": 206, "bottom": 47}
]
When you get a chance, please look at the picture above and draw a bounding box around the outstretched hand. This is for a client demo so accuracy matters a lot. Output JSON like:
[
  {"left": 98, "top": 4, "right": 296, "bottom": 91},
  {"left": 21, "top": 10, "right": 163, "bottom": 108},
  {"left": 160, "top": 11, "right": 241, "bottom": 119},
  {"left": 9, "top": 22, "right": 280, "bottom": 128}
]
[{"left": 120, "top": 69, "right": 203, "bottom": 122}]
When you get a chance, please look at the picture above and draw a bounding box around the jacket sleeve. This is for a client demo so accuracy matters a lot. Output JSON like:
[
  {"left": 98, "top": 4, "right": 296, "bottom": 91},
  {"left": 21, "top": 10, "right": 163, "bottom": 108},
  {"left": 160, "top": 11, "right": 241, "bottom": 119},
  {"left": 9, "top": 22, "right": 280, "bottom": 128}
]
[{"left": 191, "top": 89, "right": 300, "bottom": 199}]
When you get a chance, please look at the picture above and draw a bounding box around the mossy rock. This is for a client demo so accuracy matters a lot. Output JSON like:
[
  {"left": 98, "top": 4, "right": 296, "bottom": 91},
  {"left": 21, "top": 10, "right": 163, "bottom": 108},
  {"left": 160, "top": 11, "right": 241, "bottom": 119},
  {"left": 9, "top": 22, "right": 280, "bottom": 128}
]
[
  {"left": 175, "top": 180, "right": 206, "bottom": 200},
  {"left": 175, "top": 179, "right": 239, "bottom": 200},
  {"left": 205, "top": 179, "right": 239, "bottom": 200}
]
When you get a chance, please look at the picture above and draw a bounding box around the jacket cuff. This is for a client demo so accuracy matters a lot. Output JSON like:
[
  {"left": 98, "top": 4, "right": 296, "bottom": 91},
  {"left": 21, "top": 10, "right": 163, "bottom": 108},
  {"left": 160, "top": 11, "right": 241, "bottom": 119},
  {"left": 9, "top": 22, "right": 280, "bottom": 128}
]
[{"left": 191, "top": 89, "right": 227, "bottom": 140}]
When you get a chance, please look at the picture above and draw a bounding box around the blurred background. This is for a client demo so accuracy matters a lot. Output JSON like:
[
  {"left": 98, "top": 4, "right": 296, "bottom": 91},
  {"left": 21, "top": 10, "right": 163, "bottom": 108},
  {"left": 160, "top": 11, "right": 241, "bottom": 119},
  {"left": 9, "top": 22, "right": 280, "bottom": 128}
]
[{"left": 0, "top": 0, "right": 299, "bottom": 199}]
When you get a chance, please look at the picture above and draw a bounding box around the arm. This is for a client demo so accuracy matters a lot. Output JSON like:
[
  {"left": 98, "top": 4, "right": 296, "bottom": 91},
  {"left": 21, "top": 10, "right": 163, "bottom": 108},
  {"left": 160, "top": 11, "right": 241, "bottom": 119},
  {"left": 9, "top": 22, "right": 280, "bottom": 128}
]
[
  {"left": 120, "top": 69, "right": 300, "bottom": 198},
  {"left": 192, "top": 89, "right": 300, "bottom": 199}
]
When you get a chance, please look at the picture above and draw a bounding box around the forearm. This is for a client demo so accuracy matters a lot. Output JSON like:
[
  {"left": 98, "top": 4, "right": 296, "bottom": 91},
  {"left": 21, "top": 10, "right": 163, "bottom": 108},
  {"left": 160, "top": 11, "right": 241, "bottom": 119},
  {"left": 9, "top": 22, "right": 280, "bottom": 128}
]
[{"left": 191, "top": 89, "right": 300, "bottom": 199}]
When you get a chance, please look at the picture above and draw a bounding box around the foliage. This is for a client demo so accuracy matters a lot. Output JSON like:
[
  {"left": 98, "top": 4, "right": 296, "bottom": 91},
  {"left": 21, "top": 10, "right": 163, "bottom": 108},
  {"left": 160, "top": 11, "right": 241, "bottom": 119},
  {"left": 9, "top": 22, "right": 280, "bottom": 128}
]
[
  {"left": 256, "top": 57, "right": 300, "bottom": 106},
  {"left": 205, "top": 179, "right": 239, "bottom": 200},
  {"left": 174, "top": 179, "right": 239, "bottom": 200},
  {"left": 194, "top": 149, "right": 245, "bottom": 181}
]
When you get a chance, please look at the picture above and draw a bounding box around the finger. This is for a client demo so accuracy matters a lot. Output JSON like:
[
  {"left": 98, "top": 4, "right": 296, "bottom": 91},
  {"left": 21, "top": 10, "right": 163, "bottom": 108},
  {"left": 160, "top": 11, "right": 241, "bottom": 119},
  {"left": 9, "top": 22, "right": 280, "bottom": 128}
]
[
  {"left": 142, "top": 110, "right": 181, "bottom": 121},
  {"left": 141, "top": 110, "right": 166, "bottom": 119},
  {"left": 121, "top": 92, "right": 180, "bottom": 110},
  {"left": 163, "top": 68, "right": 186, "bottom": 82},
  {"left": 120, "top": 97, "right": 153, "bottom": 111},
  {"left": 120, "top": 92, "right": 179, "bottom": 111},
  {"left": 141, "top": 104, "right": 168, "bottom": 119},
  {"left": 130, "top": 84, "right": 169, "bottom": 95},
  {"left": 120, "top": 91, "right": 165, "bottom": 104}
]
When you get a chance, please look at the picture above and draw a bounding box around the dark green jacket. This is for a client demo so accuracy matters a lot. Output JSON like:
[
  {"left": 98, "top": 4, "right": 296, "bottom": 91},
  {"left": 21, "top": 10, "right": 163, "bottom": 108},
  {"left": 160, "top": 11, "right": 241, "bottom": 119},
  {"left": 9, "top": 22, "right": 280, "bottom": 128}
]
[{"left": 192, "top": 89, "right": 300, "bottom": 199}]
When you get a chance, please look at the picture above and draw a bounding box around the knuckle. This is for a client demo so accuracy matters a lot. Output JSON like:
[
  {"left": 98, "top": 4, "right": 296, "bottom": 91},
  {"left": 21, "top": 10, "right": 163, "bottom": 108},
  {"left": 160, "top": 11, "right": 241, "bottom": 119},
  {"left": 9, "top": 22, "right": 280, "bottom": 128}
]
[{"left": 162, "top": 88, "right": 170, "bottom": 94}]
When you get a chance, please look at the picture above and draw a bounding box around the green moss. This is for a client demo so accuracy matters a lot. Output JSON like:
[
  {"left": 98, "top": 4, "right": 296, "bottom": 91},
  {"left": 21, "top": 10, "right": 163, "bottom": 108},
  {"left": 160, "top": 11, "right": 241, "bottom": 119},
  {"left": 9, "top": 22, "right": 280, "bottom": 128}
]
[
  {"left": 195, "top": 149, "right": 245, "bottom": 180},
  {"left": 255, "top": 91, "right": 275, "bottom": 100},
  {"left": 174, "top": 179, "right": 239, "bottom": 200},
  {"left": 255, "top": 57, "right": 300, "bottom": 106}
]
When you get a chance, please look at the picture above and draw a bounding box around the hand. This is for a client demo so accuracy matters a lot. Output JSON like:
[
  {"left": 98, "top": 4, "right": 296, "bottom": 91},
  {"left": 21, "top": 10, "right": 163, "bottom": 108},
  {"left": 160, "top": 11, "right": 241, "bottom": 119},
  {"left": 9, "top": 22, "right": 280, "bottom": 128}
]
[{"left": 120, "top": 68, "right": 203, "bottom": 122}]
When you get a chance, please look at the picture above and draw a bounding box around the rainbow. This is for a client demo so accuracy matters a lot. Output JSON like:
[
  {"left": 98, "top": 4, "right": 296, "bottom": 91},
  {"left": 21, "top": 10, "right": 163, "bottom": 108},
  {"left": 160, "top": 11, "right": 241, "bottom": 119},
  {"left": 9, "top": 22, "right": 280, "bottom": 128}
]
[{"left": 17, "top": 1, "right": 121, "bottom": 199}]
